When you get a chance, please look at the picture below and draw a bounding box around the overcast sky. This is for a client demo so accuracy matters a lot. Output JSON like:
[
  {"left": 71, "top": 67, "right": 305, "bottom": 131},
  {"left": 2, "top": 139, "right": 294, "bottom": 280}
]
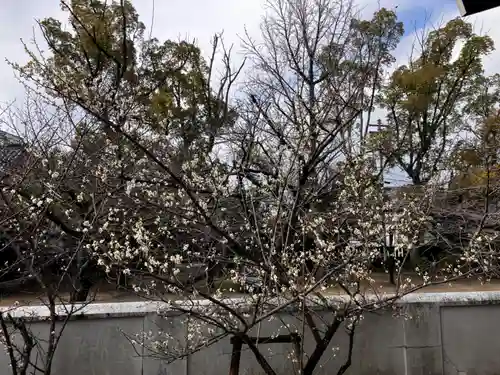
[
  {"left": 1, "top": 0, "right": 499, "bottom": 101},
  {"left": 1, "top": 0, "right": 500, "bottom": 185}
]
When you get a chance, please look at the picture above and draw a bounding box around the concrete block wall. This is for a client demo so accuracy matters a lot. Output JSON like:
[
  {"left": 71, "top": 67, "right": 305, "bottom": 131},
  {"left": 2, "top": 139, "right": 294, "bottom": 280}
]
[{"left": 1, "top": 292, "right": 500, "bottom": 375}]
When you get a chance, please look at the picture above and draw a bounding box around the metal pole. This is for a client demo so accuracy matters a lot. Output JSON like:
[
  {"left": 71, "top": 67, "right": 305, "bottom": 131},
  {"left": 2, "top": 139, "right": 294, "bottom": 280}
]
[
  {"left": 368, "top": 120, "right": 396, "bottom": 282},
  {"left": 377, "top": 119, "right": 383, "bottom": 173},
  {"left": 229, "top": 336, "right": 243, "bottom": 375},
  {"left": 368, "top": 120, "right": 388, "bottom": 175}
]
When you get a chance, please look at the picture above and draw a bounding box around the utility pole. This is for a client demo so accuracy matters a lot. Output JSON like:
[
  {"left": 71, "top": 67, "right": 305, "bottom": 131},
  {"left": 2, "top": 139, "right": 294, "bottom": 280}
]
[
  {"left": 368, "top": 119, "right": 389, "bottom": 179},
  {"left": 368, "top": 120, "right": 397, "bottom": 281}
]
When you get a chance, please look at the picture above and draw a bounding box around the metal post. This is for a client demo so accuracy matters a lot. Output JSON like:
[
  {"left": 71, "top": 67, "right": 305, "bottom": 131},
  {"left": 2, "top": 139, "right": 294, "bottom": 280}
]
[
  {"left": 368, "top": 119, "right": 388, "bottom": 175},
  {"left": 229, "top": 336, "right": 243, "bottom": 375},
  {"left": 377, "top": 119, "right": 383, "bottom": 173},
  {"left": 368, "top": 120, "right": 396, "bottom": 282}
]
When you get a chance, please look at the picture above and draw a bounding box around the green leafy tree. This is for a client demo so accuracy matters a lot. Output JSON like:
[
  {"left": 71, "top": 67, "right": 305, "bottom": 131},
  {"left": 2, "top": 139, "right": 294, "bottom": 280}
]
[
  {"left": 18, "top": 0, "right": 236, "bottom": 166},
  {"left": 378, "top": 18, "right": 494, "bottom": 185}
]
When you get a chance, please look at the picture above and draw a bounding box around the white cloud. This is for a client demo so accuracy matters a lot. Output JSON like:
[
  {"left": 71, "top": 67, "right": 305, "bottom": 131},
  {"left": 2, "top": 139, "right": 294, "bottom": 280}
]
[
  {"left": 131, "top": 0, "right": 266, "bottom": 75},
  {"left": 6, "top": 0, "right": 497, "bottom": 106}
]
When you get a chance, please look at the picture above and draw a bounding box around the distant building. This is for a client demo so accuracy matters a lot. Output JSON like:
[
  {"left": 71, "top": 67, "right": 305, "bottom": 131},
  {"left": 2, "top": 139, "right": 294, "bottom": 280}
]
[{"left": 0, "top": 130, "right": 27, "bottom": 180}]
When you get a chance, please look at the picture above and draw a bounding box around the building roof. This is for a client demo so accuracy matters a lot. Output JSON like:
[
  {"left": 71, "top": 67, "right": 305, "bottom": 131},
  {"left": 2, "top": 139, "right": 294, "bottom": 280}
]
[
  {"left": 0, "top": 130, "right": 26, "bottom": 177},
  {"left": 456, "top": 0, "right": 500, "bottom": 16},
  {"left": 0, "top": 130, "right": 22, "bottom": 145}
]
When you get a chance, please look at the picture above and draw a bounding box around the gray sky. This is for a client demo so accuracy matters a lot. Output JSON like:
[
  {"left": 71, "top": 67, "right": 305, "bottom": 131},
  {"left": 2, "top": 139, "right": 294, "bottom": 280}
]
[
  {"left": 0, "top": 0, "right": 267, "bottom": 104},
  {"left": 1, "top": 0, "right": 500, "bottom": 105}
]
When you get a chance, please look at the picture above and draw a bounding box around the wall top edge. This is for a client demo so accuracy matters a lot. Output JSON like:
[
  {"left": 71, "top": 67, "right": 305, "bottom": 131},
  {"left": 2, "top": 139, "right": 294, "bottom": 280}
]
[{"left": 2, "top": 291, "right": 499, "bottom": 320}]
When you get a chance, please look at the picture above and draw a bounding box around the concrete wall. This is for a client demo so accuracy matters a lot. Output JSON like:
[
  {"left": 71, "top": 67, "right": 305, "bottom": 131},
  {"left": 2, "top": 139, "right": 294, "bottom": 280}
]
[{"left": 1, "top": 292, "right": 500, "bottom": 375}]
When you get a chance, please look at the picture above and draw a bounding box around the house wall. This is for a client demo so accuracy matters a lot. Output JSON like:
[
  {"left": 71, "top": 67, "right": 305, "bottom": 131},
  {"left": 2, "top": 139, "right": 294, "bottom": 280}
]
[{"left": 1, "top": 292, "right": 499, "bottom": 375}]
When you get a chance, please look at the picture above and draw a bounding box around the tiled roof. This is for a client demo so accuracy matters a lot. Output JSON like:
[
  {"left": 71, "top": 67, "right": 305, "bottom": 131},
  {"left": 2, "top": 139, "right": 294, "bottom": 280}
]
[
  {"left": 0, "top": 130, "right": 25, "bottom": 176},
  {"left": 0, "top": 130, "right": 22, "bottom": 145}
]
